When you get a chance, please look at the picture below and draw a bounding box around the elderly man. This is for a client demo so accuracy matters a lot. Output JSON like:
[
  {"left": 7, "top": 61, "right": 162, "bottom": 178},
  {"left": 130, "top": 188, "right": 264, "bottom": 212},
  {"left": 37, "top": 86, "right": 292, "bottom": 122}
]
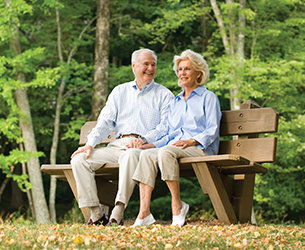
[{"left": 70, "top": 48, "right": 174, "bottom": 226}]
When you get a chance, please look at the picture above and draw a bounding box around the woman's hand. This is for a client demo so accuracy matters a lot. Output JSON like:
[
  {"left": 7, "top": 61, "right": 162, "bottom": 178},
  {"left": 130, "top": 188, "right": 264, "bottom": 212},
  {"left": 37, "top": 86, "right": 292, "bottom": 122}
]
[{"left": 172, "top": 139, "right": 196, "bottom": 149}]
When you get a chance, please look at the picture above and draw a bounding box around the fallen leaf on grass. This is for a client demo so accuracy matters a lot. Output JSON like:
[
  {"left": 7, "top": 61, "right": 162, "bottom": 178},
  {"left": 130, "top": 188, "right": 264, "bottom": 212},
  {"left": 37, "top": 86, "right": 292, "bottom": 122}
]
[
  {"left": 73, "top": 236, "right": 83, "bottom": 244},
  {"left": 165, "top": 243, "right": 173, "bottom": 249}
]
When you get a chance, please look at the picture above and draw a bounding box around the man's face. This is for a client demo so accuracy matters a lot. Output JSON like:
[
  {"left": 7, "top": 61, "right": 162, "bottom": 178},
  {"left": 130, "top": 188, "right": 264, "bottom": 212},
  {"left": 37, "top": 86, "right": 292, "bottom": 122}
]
[{"left": 132, "top": 51, "right": 157, "bottom": 86}]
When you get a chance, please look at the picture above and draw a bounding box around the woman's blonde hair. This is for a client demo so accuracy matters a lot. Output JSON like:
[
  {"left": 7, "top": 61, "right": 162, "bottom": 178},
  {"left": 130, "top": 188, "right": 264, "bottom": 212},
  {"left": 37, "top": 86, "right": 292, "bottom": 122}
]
[{"left": 173, "top": 49, "right": 210, "bottom": 87}]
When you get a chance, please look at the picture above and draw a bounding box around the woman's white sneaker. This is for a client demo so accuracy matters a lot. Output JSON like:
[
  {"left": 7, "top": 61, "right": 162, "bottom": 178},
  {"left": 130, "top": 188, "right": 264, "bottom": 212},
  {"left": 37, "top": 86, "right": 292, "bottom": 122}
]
[
  {"left": 171, "top": 201, "right": 189, "bottom": 226},
  {"left": 133, "top": 213, "right": 156, "bottom": 226}
]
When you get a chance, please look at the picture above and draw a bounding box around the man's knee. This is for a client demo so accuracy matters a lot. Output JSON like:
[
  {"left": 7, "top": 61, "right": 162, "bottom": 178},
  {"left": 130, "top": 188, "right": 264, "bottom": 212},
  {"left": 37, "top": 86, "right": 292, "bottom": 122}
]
[
  {"left": 123, "top": 148, "right": 140, "bottom": 158},
  {"left": 119, "top": 149, "right": 141, "bottom": 165},
  {"left": 70, "top": 153, "right": 86, "bottom": 169}
]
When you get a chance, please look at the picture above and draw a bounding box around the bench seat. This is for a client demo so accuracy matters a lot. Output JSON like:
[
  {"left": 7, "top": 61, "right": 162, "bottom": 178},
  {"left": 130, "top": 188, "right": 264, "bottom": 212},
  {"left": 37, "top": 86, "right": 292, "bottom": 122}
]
[{"left": 42, "top": 154, "right": 267, "bottom": 179}]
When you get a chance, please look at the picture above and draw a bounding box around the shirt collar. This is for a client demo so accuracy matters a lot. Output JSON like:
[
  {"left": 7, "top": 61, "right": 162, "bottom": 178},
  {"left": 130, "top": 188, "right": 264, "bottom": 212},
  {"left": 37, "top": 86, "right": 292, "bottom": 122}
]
[
  {"left": 131, "top": 79, "right": 155, "bottom": 91},
  {"left": 176, "top": 85, "right": 207, "bottom": 100}
]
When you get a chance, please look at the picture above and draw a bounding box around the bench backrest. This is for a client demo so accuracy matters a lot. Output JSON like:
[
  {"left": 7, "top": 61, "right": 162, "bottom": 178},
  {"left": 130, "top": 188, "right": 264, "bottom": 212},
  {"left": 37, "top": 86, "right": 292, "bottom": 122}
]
[{"left": 79, "top": 100, "right": 279, "bottom": 164}]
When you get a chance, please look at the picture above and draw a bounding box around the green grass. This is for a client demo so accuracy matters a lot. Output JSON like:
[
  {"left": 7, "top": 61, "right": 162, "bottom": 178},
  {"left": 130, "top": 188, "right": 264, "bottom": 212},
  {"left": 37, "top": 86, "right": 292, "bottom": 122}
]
[{"left": 0, "top": 220, "right": 304, "bottom": 249}]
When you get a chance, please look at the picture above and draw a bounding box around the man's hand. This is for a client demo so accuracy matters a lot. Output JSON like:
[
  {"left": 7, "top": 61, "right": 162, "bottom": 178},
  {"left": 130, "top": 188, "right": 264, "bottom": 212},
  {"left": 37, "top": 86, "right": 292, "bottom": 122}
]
[
  {"left": 71, "top": 145, "right": 93, "bottom": 159},
  {"left": 126, "top": 138, "right": 146, "bottom": 149},
  {"left": 172, "top": 139, "right": 195, "bottom": 149},
  {"left": 138, "top": 143, "right": 156, "bottom": 150}
]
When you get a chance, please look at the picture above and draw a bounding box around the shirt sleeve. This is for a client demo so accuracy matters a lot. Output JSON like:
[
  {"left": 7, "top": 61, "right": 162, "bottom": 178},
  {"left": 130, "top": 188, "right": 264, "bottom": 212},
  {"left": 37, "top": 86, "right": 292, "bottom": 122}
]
[
  {"left": 142, "top": 91, "right": 174, "bottom": 143},
  {"left": 193, "top": 93, "right": 222, "bottom": 150},
  {"left": 151, "top": 100, "right": 175, "bottom": 148},
  {"left": 153, "top": 135, "right": 170, "bottom": 148},
  {"left": 86, "top": 88, "right": 118, "bottom": 148}
]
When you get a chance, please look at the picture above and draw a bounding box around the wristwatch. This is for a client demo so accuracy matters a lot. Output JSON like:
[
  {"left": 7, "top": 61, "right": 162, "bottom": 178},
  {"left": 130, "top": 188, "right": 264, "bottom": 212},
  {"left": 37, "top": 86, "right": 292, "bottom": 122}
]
[
  {"left": 139, "top": 135, "right": 147, "bottom": 143},
  {"left": 190, "top": 138, "right": 196, "bottom": 145}
]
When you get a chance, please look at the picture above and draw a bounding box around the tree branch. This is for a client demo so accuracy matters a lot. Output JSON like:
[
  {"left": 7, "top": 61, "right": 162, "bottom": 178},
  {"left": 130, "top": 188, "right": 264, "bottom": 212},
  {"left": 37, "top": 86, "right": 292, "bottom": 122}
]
[{"left": 68, "top": 16, "right": 97, "bottom": 64}]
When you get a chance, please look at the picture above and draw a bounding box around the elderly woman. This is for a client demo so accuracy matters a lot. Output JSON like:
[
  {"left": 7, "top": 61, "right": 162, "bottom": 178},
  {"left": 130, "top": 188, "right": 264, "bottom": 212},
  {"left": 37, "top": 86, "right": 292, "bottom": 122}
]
[{"left": 130, "top": 49, "right": 222, "bottom": 226}]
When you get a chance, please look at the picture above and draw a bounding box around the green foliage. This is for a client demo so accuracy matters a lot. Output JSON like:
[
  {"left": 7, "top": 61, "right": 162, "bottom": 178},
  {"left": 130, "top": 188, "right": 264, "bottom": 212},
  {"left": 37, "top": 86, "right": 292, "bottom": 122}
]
[
  {"left": 62, "top": 116, "right": 87, "bottom": 142},
  {"left": 254, "top": 115, "right": 305, "bottom": 223},
  {"left": 209, "top": 55, "right": 305, "bottom": 116},
  {"left": 108, "top": 65, "right": 134, "bottom": 91},
  {"left": 143, "top": 1, "right": 204, "bottom": 45},
  {"left": 0, "top": 0, "right": 33, "bottom": 42},
  {"left": 155, "top": 58, "right": 181, "bottom": 96},
  {"left": 0, "top": 148, "right": 38, "bottom": 192}
]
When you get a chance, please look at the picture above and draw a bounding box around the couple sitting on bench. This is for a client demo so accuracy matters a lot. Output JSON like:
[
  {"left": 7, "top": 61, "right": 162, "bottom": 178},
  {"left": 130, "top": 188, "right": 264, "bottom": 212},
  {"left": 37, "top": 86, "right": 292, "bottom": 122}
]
[{"left": 70, "top": 48, "right": 221, "bottom": 227}]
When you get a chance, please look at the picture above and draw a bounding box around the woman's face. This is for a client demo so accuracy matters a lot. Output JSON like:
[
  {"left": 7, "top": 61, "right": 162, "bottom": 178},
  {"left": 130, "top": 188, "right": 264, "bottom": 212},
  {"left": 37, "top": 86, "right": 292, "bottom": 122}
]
[{"left": 177, "top": 60, "right": 201, "bottom": 89}]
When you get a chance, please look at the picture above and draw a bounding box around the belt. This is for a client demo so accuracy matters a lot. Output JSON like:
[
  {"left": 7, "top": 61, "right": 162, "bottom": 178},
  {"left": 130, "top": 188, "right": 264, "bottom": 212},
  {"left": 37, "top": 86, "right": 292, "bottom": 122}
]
[{"left": 119, "top": 134, "right": 141, "bottom": 139}]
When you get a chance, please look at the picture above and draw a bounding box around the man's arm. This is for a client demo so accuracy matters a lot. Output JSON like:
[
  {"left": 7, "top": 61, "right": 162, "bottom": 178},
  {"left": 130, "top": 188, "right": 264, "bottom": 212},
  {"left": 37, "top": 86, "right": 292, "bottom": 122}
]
[{"left": 86, "top": 88, "right": 118, "bottom": 148}]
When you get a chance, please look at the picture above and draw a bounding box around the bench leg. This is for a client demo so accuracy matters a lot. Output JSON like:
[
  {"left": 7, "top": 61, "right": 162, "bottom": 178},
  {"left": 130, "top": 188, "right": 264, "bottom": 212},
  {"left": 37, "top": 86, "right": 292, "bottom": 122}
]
[
  {"left": 63, "top": 170, "right": 118, "bottom": 222},
  {"left": 63, "top": 169, "right": 91, "bottom": 222},
  {"left": 191, "top": 162, "right": 237, "bottom": 224},
  {"left": 232, "top": 174, "right": 255, "bottom": 223},
  {"left": 95, "top": 176, "right": 118, "bottom": 209}
]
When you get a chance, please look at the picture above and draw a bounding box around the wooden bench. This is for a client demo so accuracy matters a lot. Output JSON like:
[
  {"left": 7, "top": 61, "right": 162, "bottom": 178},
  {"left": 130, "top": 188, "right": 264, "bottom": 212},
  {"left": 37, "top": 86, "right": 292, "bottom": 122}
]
[{"left": 41, "top": 100, "right": 279, "bottom": 224}]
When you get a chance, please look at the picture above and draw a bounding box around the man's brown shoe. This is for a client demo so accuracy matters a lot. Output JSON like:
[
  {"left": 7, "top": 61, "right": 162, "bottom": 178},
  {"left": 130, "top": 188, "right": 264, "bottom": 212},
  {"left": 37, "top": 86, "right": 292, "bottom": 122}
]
[
  {"left": 106, "top": 218, "right": 124, "bottom": 226},
  {"left": 86, "top": 213, "right": 109, "bottom": 226}
]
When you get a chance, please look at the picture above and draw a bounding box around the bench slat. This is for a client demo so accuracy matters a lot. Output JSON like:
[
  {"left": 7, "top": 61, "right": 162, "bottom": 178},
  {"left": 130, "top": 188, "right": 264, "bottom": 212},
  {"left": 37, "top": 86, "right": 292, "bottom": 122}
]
[
  {"left": 179, "top": 154, "right": 249, "bottom": 166},
  {"left": 41, "top": 163, "right": 120, "bottom": 176},
  {"left": 219, "top": 137, "right": 277, "bottom": 163},
  {"left": 220, "top": 107, "right": 279, "bottom": 136},
  {"left": 80, "top": 121, "right": 114, "bottom": 145},
  {"left": 41, "top": 164, "right": 71, "bottom": 176},
  {"left": 218, "top": 162, "right": 268, "bottom": 174}
]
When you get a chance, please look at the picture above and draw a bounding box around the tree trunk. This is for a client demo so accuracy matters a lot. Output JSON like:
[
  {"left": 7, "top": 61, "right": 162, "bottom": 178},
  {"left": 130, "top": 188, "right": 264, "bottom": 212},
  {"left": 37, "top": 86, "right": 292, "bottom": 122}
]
[
  {"left": 237, "top": 0, "right": 245, "bottom": 58},
  {"left": 20, "top": 142, "right": 35, "bottom": 218},
  {"left": 15, "top": 86, "right": 50, "bottom": 224},
  {"left": 91, "top": 0, "right": 110, "bottom": 120},
  {"left": 200, "top": 0, "right": 209, "bottom": 53},
  {"left": 49, "top": 76, "right": 66, "bottom": 223},
  {"left": 229, "top": 0, "right": 246, "bottom": 111},
  {"left": 226, "top": 0, "right": 236, "bottom": 55},
  {"left": 210, "top": 0, "right": 231, "bottom": 55}
]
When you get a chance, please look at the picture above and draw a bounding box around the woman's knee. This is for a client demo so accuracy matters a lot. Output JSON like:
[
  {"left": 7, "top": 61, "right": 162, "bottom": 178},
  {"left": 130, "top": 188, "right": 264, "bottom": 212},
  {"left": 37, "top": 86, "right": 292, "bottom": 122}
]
[
  {"left": 158, "top": 146, "right": 176, "bottom": 160},
  {"left": 139, "top": 149, "right": 158, "bottom": 162}
]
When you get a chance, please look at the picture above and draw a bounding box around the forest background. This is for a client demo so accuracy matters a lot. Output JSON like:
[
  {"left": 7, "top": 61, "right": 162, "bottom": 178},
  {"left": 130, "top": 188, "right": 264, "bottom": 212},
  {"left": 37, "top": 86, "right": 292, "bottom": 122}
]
[{"left": 1, "top": 0, "right": 305, "bottom": 225}]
